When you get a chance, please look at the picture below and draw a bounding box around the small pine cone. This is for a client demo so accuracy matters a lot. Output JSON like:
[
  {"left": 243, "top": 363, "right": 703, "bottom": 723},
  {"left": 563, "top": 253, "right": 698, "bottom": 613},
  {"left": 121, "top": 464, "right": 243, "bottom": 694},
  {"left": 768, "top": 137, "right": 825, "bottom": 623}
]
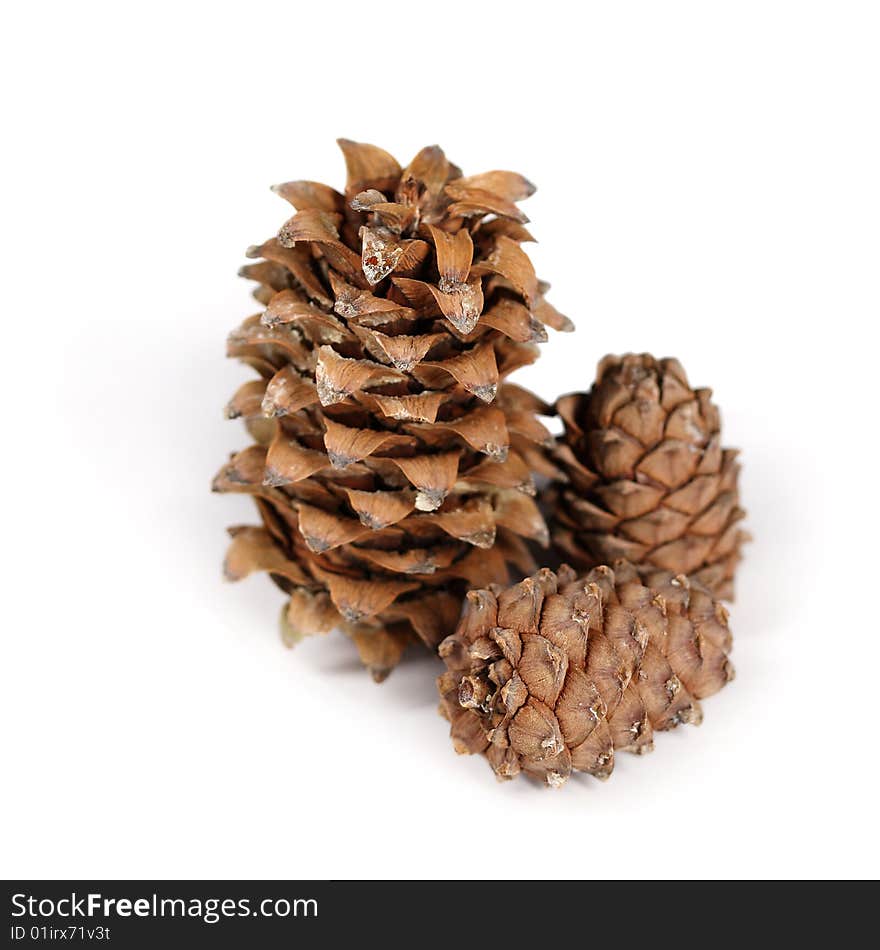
[
  {"left": 547, "top": 353, "right": 747, "bottom": 599},
  {"left": 214, "top": 140, "right": 573, "bottom": 681},
  {"left": 437, "top": 561, "right": 734, "bottom": 787}
]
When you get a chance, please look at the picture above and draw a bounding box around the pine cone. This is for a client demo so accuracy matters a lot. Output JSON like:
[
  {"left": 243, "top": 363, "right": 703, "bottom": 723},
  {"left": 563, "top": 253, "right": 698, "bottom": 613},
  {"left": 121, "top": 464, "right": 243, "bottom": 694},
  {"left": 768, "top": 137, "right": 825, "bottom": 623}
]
[
  {"left": 547, "top": 354, "right": 746, "bottom": 599},
  {"left": 214, "top": 140, "right": 572, "bottom": 681},
  {"left": 437, "top": 561, "right": 734, "bottom": 787}
]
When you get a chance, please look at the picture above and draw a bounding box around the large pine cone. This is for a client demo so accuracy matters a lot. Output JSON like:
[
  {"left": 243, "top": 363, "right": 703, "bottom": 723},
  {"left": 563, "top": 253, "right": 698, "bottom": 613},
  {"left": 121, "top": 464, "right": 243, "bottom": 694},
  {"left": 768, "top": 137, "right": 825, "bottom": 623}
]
[
  {"left": 214, "top": 140, "right": 572, "bottom": 680},
  {"left": 547, "top": 354, "right": 746, "bottom": 599},
  {"left": 438, "top": 561, "right": 734, "bottom": 787}
]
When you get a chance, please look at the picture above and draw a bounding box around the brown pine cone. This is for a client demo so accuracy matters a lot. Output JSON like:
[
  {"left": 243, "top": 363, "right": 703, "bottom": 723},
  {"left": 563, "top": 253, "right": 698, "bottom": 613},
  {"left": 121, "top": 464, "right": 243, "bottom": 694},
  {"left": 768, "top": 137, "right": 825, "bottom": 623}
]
[
  {"left": 438, "top": 561, "right": 734, "bottom": 787},
  {"left": 214, "top": 140, "right": 572, "bottom": 681},
  {"left": 547, "top": 354, "right": 747, "bottom": 599}
]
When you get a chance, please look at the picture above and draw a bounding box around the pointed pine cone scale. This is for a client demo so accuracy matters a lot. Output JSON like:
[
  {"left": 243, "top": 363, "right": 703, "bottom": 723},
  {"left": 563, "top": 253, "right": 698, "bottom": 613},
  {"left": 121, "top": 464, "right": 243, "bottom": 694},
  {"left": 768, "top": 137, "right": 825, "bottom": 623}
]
[
  {"left": 223, "top": 526, "right": 311, "bottom": 586},
  {"left": 225, "top": 379, "right": 268, "bottom": 421},
  {"left": 261, "top": 366, "right": 318, "bottom": 418},
  {"left": 410, "top": 405, "right": 509, "bottom": 459},
  {"left": 337, "top": 138, "right": 402, "bottom": 196},
  {"left": 217, "top": 139, "right": 571, "bottom": 678},
  {"left": 388, "top": 450, "right": 461, "bottom": 512},
  {"left": 277, "top": 209, "right": 365, "bottom": 285},
  {"left": 246, "top": 239, "right": 333, "bottom": 308},
  {"left": 438, "top": 561, "right": 734, "bottom": 787},
  {"left": 270, "top": 179, "right": 344, "bottom": 213},
  {"left": 546, "top": 354, "right": 747, "bottom": 599},
  {"left": 418, "top": 341, "right": 499, "bottom": 403}
]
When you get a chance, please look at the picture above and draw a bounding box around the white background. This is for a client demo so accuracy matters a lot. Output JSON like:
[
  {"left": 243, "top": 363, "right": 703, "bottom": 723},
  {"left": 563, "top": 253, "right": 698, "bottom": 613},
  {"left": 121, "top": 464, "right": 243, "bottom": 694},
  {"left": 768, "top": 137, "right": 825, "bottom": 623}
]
[{"left": 3, "top": 1, "right": 878, "bottom": 880}]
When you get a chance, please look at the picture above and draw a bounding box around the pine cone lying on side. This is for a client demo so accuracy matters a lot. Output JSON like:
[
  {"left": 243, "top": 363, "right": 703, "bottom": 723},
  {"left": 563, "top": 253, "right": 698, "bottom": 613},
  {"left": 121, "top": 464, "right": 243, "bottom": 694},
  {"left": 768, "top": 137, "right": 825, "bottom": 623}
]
[
  {"left": 438, "top": 561, "right": 733, "bottom": 787},
  {"left": 547, "top": 354, "right": 746, "bottom": 600},
  {"left": 214, "top": 140, "right": 572, "bottom": 681}
]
